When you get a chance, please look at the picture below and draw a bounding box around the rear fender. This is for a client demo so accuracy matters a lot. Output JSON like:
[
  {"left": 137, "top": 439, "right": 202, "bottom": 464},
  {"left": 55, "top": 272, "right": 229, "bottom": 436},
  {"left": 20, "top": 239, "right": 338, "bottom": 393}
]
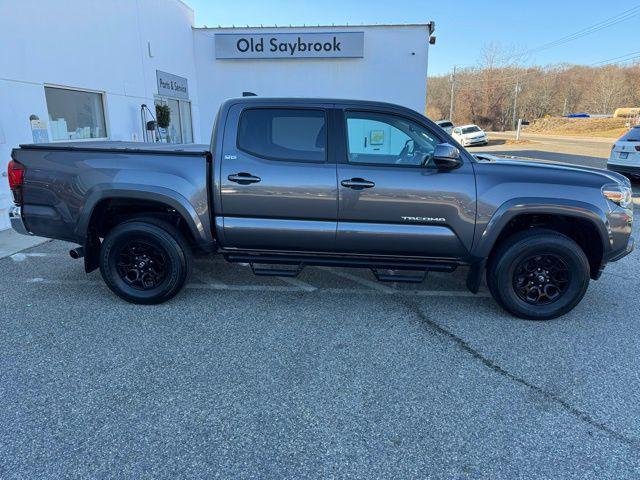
[{"left": 76, "top": 184, "right": 211, "bottom": 246}]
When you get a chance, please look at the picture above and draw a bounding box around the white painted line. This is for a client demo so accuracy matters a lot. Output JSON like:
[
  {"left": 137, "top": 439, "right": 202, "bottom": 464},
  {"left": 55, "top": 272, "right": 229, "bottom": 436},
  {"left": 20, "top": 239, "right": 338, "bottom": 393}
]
[
  {"left": 18, "top": 278, "right": 490, "bottom": 299},
  {"left": 206, "top": 278, "right": 230, "bottom": 289},
  {"left": 277, "top": 276, "right": 317, "bottom": 292},
  {"left": 10, "top": 252, "right": 51, "bottom": 261},
  {"left": 319, "top": 287, "right": 490, "bottom": 298},
  {"left": 193, "top": 257, "right": 230, "bottom": 264},
  {"left": 25, "top": 278, "right": 103, "bottom": 285},
  {"left": 408, "top": 289, "right": 491, "bottom": 298},
  {"left": 318, "top": 267, "right": 396, "bottom": 293},
  {"left": 186, "top": 283, "right": 302, "bottom": 292}
]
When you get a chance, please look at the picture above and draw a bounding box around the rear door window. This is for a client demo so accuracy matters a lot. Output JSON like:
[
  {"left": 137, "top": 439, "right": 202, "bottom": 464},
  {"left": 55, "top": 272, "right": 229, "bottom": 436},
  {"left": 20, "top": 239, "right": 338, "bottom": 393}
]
[{"left": 238, "top": 108, "right": 326, "bottom": 162}]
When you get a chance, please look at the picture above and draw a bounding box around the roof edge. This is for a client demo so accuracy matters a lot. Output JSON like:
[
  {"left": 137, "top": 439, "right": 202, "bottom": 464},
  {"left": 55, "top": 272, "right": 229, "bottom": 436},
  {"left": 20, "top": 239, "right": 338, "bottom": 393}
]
[{"left": 193, "top": 22, "right": 434, "bottom": 31}]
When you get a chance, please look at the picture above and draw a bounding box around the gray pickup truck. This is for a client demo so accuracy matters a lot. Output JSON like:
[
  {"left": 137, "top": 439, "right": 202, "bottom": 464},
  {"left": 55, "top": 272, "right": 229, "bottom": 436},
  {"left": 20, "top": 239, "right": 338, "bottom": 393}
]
[{"left": 8, "top": 98, "right": 635, "bottom": 319}]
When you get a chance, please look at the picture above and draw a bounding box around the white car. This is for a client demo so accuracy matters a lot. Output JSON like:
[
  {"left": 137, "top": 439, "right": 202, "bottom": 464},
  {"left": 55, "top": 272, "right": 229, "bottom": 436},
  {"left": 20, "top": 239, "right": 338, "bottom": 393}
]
[
  {"left": 435, "top": 120, "right": 454, "bottom": 135},
  {"left": 608, "top": 126, "right": 640, "bottom": 180},
  {"left": 452, "top": 124, "right": 488, "bottom": 147}
]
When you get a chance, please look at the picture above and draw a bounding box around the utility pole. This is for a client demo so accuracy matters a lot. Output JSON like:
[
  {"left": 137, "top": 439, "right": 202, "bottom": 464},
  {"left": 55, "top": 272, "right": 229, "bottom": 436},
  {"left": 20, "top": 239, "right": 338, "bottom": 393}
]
[
  {"left": 511, "top": 80, "right": 521, "bottom": 131},
  {"left": 449, "top": 65, "right": 456, "bottom": 122}
]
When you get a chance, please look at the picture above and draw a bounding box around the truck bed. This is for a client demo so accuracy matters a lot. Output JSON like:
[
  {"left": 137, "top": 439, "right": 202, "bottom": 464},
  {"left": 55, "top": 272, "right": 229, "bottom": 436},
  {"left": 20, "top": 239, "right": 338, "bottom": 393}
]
[
  {"left": 19, "top": 141, "right": 210, "bottom": 156},
  {"left": 12, "top": 141, "right": 214, "bottom": 249}
]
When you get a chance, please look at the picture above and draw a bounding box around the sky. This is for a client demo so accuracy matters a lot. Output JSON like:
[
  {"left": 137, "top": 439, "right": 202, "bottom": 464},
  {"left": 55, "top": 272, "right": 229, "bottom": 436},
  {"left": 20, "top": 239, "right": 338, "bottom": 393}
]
[{"left": 184, "top": 0, "right": 640, "bottom": 76}]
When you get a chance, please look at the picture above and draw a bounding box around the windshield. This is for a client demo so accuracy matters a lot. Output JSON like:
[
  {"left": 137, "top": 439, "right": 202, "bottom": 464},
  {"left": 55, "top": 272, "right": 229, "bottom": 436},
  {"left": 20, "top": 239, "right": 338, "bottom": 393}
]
[
  {"left": 620, "top": 127, "right": 640, "bottom": 142},
  {"left": 462, "top": 126, "right": 481, "bottom": 134},
  {"left": 438, "top": 121, "right": 453, "bottom": 128}
]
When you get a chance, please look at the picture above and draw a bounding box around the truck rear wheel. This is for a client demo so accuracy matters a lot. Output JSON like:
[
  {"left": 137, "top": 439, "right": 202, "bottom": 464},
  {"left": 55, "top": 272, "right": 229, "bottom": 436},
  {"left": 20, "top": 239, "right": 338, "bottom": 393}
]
[
  {"left": 487, "top": 229, "right": 590, "bottom": 320},
  {"left": 99, "top": 219, "right": 191, "bottom": 304}
]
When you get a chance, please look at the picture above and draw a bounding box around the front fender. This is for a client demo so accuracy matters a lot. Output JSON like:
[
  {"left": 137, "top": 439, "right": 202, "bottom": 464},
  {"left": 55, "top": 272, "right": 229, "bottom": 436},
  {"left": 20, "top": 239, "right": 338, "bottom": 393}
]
[{"left": 472, "top": 197, "right": 611, "bottom": 259}]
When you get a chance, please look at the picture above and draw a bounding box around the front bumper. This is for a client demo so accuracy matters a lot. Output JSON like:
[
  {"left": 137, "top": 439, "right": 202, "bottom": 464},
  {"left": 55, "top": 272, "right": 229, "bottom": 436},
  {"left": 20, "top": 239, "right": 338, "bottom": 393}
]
[
  {"left": 9, "top": 205, "right": 32, "bottom": 236},
  {"left": 464, "top": 137, "right": 488, "bottom": 146},
  {"left": 609, "top": 235, "right": 635, "bottom": 262}
]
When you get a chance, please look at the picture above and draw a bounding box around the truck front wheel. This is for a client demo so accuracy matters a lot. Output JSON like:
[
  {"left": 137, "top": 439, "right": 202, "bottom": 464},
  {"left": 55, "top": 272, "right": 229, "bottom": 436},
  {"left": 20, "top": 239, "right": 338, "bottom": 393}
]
[
  {"left": 487, "top": 229, "right": 590, "bottom": 320},
  {"left": 99, "top": 220, "right": 191, "bottom": 304}
]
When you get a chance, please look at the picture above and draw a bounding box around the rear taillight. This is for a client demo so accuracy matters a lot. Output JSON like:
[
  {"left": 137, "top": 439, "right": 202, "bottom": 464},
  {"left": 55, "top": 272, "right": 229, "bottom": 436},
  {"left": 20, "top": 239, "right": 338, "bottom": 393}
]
[{"left": 7, "top": 160, "right": 25, "bottom": 204}]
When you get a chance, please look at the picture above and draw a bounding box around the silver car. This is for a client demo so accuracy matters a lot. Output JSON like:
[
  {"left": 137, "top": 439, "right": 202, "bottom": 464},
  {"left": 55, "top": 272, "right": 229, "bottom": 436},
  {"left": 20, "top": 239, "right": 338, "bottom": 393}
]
[{"left": 435, "top": 120, "right": 454, "bottom": 135}]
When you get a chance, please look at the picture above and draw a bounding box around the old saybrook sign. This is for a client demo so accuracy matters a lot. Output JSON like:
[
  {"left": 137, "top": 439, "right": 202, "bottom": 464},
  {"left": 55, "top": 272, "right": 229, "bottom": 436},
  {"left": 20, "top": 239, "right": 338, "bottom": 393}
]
[{"left": 215, "top": 32, "right": 364, "bottom": 59}]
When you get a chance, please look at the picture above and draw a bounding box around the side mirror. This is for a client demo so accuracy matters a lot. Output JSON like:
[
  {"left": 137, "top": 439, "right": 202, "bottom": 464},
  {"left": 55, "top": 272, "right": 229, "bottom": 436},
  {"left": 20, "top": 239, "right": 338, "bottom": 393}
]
[{"left": 432, "top": 143, "right": 462, "bottom": 170}]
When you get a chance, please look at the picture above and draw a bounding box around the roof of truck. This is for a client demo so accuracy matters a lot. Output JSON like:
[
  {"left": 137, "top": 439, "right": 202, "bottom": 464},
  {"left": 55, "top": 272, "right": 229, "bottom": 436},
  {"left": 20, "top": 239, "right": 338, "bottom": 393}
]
[
  {"left": 220, "top": 97, "right": 429, "bottom": 119},
  {"left": 225, "top": 96, "right": 413, "bottom": 107},
  {"left": 19, "top": 141, "right": 210, "bottom": 155}
]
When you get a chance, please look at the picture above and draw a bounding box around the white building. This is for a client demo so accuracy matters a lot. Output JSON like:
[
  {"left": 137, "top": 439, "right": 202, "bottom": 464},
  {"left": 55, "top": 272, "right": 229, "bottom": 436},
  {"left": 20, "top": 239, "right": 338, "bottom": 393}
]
[{"left": 0, "top": 0, "right": 434, "bottom": 230}]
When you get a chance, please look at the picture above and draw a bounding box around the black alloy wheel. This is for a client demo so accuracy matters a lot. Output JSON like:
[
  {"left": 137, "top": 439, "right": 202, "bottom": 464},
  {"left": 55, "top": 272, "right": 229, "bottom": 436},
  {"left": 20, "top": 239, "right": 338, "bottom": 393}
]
[
  {"left": 99, "top": 219, "right": 191, "bottom": 304},
  {"left": 487, "top": 228, "right": 590, "bottom": 320},
  {"left": 116, "top": 240, "right": 168, "bottom": 291},
  {"left": 513, "top": 254, "right": 570, "bottom": 305}
]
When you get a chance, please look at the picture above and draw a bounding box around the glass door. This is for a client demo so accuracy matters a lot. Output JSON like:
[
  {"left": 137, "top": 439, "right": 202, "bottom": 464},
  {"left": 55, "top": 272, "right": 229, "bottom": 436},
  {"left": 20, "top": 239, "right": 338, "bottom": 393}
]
[
  {"left": 166, "top": 98, "right": 182, "bottom": 144},
  {"left": 179, "top": 101, "right": 193, "bottom": 143},
  {"left": 154, "top": 97, "right": 193, "bottom": 143}
]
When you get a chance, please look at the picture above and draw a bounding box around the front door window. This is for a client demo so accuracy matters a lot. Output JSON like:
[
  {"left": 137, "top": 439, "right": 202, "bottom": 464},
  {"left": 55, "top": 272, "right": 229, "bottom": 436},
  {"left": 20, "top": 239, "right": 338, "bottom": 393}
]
[{"left": 345, "top": 112, "right": 439, "bottom": 167}]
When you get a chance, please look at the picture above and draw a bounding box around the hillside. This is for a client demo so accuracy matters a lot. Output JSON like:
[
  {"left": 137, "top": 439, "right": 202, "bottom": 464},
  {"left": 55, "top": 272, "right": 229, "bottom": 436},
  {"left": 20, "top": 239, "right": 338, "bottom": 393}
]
[{"left": 524, "top": 117, "right": 629, "bottom": 138}]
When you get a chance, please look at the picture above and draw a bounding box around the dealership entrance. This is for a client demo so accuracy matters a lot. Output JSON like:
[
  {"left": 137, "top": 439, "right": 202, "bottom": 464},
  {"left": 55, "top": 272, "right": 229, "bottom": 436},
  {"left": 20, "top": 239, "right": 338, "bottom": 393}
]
[{"left": 153, "top": 70, "right": 193, "bottom": 144}]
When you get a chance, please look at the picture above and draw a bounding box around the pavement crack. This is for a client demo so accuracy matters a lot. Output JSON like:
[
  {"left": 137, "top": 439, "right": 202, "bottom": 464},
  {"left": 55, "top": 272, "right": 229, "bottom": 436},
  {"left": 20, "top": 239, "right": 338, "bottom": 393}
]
[{"left": 401, "top": 298, "right": 637, "bottom": 449}]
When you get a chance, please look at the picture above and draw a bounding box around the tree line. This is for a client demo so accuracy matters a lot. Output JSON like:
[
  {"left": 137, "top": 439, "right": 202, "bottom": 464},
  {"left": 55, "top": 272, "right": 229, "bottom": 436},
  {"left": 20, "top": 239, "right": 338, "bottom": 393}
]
[{"left": 426, "top": 54, "right": 640, "bottom": 131}]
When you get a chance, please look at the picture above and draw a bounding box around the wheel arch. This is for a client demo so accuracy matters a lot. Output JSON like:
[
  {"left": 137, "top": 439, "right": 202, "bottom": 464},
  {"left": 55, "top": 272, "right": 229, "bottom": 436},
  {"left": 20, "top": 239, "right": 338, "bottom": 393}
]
[
  {"left": 77, "top": 185, "right": 214, "bottom": 272},
  {"left": 466, "top": 198, "right": 611, "bottom": 292},
  {"left": 77, "top": 185, "right": 211, "bottom": 244}
]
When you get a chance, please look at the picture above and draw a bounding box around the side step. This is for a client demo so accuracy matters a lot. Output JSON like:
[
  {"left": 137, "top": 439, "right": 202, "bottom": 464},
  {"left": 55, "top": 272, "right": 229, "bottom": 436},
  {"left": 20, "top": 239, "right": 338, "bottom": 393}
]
[
  {"left": 371, "top": 268, "right": 428, "bottom": 284},
  {"left": 250, "top": 263, "right": 303, "bottom": 277}
]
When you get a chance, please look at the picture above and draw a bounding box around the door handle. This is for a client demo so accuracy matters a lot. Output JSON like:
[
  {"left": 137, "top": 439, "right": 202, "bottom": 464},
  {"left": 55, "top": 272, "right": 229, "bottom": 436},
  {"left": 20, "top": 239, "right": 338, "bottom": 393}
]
[
  {"left": 341, "top": 178, "right": 375, "bottom": 190},
  {"left": 228, "top": 172, "right": 261, "bottom": 185}
]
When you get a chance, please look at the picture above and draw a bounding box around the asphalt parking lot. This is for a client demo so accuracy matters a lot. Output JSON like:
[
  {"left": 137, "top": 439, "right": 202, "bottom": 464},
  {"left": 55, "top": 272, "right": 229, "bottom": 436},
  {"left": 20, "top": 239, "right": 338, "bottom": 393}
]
[
  {"left": 1, "top": 209, "right": 639, "bottom": 478},
  {"left": 3, "top": 138, "right": 640, "bottom": 478}
]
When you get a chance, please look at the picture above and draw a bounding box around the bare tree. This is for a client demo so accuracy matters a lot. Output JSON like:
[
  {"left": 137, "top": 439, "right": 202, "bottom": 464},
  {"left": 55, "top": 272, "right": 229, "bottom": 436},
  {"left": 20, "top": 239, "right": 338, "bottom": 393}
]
[{"left": 427, "top": 56, "right": 640, "bottom": 129}]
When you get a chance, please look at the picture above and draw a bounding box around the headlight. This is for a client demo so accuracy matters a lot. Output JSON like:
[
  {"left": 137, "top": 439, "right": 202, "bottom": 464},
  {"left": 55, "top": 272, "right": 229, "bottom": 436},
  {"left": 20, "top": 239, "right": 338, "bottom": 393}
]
[{"left": 602, "top": 184, "right": 633, "bottom": 209}]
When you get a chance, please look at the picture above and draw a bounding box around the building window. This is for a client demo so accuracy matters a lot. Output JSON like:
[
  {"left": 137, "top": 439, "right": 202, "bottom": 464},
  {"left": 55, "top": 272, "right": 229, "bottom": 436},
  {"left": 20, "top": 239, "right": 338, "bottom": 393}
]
[
  {"left": 237, "top": 108, "right": 326, "bottom": 162},
  {"left": 44, "top": 86, "right": 107, "bottom": 141}
]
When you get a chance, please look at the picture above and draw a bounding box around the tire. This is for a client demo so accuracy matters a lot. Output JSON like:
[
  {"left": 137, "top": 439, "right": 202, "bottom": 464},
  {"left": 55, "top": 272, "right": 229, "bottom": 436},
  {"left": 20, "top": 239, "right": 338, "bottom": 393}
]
[
  {"left": 486, "top": 229, "right": 590, "bottom": 320},
  {"left": 99, "top": 219, "right": 192, "bottom": 304}
]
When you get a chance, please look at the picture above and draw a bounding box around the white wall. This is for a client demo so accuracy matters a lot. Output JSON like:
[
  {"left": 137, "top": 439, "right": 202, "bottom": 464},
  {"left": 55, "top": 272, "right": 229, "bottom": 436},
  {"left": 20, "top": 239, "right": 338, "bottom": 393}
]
[
  {"left": 0, "top": 0, "right": 199, "bottom": 229},
  {"left": 193, "top": 25, "right": 429, "bottom": 143}
]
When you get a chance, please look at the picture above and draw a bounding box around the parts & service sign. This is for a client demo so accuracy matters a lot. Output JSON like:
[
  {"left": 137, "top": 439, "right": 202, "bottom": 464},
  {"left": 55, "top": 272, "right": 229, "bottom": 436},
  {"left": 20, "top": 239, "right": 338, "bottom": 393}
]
[{"left": 214, "top": 32, "right": 364, "bottom": 59}]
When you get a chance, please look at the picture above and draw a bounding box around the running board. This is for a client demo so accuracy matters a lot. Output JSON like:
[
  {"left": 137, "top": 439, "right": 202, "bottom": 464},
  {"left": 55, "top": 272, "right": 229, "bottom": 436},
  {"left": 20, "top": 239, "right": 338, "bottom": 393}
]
[
  {"left": 223, "top": 252, "right": 458, "bottom": 275},
  {"left": 371, "top": 268, "right": 428, "bottom": 283},
  {"left": 250, "top": 263, "right": 302, "bottom": 277}
]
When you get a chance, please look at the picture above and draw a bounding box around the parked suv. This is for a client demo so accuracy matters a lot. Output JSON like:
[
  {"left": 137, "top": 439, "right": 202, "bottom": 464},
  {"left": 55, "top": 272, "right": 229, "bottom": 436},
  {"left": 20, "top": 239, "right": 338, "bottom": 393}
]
[
  {"left": 608, "top": 126, "right": 640, "bottom": 180},
  {"left": 8, "top": 98, "right": 634, "bottom": 319}
]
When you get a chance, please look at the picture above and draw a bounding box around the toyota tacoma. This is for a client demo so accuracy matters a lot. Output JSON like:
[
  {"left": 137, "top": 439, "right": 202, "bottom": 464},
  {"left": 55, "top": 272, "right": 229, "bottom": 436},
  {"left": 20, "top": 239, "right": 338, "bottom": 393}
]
[{"left": 7, "top": 98, "right": 635, "bottom": 319}]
